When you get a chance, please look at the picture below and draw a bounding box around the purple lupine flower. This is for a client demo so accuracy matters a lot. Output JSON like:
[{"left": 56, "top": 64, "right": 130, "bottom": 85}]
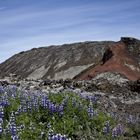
[
  {"left": 27, "top": 102, "right": 32, "bottom": 112},
  {"left": 0, "top": 123, "right": 2, "bottom": 135},
  {"left": 58, "top": 105, "right": 64, "bottom": 117},
  {"left": 48, "top": 133, "right": 67, "bottom": 140},
  {"left": 48, "top": 130, "right": 54, "bottom": 140},
  {"left": 0, "top": 118, "right": 3, "bottom": 124},
  {"left": 9, "top": 112, "right": 15, "bottom": 123},
  {"left": 41, "top": 96, "right": 48, "bottom": 108},
  {"left": 87, "top": 106, "right": 94, "bottom": 117},
  {"left": 33, "top": 100, "right": 39, "bottom": 111},
  {"left": 10, "top": 85, "right": 17, "bottom": 92},
  {"left": 9, "top": 122, "right": 17, "bottom": 136},
  {"left": 0, "top": 86, "right": 4, "bottom": 93},
  {"left": 52, "top": 104, "right": 56, "bottom": 113},
  {"left": 22, "top": 106, "right": 27, "bottom": 113},
  {"left": 72, "top": 98, "right": 76, "bottom": 107},
  {"left": 11, "top": 135, "right": 19, "bottom": 140},
  {"left": 91, "top": 95, "right": 97, "bottom": 103},
  {"left": 112, "top": 127, "right": 118, "bottom": 138},
  {"left": 1, "top": 96, "right": 9, "bottom": 106},
  {"left": 127, "top": 115, "right": 135, "bottom": 124},
  {"left": 103, "top": 121, "right": 110, "bottom": 134},
  {"left": 105, "top": 121, "right": 110, "bottom": 133},
  {"left": 103, "top": 127, "right": 108, "bottom": 134},
  {"left": 49, "top": 103, "right": 56, "bottom": 114},
  {"left": 116, "top": 124, "right": 123, "bottom": 135},
  {"left": 0, "top": 106, "right": 4, "bottom": 118},
  {"left": 112, "top": 124, "right": 123, "bottom": 138},
  {"left": 61, "top": 135, "right": 67, "bottom": 140},
  {"left": 17, "top": 105, "right": 22, "bottom": 114}
]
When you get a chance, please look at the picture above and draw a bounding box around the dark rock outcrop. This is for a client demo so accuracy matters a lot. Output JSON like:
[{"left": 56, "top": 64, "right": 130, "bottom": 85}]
[
  {"left": 0, "top": 80, "right": 9, "bottom": 86},
  {"left": 128, "top": 79, "right": 140, "bottom": 92},
  {"left": 102, "top": 48, "right": 113, "bottom": 65}
]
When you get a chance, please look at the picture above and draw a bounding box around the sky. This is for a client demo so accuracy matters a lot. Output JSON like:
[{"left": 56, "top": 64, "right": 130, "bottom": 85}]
[{"left": 0, "top": 0, "right": 140, "bottom": 63}]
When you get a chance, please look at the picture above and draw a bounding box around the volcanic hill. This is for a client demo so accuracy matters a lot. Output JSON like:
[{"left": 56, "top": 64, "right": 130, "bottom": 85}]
[{"left": 0, "top": 37, "right": 140, "bottom": 81}]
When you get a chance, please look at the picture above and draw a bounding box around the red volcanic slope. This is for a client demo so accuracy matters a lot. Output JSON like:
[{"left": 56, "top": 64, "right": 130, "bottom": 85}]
[{"left": 75, "top": 42, "right": 140, "bottom": 81}]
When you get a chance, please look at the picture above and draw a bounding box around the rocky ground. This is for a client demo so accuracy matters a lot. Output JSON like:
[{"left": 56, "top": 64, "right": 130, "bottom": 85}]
[{"left": 1, "top": 72, "right": 139, "bottom": 122}]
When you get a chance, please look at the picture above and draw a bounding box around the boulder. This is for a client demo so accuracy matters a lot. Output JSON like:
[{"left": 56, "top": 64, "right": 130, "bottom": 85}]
[{"left": 128, "top": 79, "right": 140, "bottom": 92}]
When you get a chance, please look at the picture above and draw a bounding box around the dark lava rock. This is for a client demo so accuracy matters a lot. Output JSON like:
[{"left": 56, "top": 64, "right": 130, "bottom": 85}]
[
  {"left": 0, "top": 80, "right": 9, "bottom": 86},
  {"left": 41, "top": 79, "right": 52, "bottom": 86},
  {"left": 128, "top": 79, "right": 140, "bottom": 93},
  {"left": 102, "top": 47, "right": 113, "bottom": 65}
]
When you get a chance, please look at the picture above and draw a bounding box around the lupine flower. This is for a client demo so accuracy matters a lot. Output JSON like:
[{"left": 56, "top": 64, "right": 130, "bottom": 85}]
[
  {"left": 40, "top": 96, "right": 48, "bottom": 108},
  {"left": 0, "top": 86, "right": 4, "bottom": 93},
  {"left": 48, "top": 129, "right": 54, "bottom": 140},
  {"left": 0, "top": 118, "right": 3, "bottom": 124},
  {"left": 87, "top": 106, "right": 94, "bottom": 117},
  {"left": 105, "top": 121, "right": 110, "bottom": 132},
  {"left": 58, "top": 105, "right": 64, "bottom": 117},
  {"left": 91, "top": 95, "right": 97, "bottom": 103},
  {"left": 22, "top": 106, "right": 27, "bottom": 112},
  {"left": 0, "top": 123, "right": 2, "bottom": 135},
  {"left": 72, "top": 98, "right": 76, "bottom": 107},
  {"left": 112, "top": 124, "right": 123, "bottom": 138},
  {"left": 48, "top": 132, "right": 67, "bottom": 140},
  {"left": 10, "top": 85, "right": 17, "bottom": 92},
  {"left": 112, "top": 127, "right": 118, "bottom": 138},
  {"left": 103, "top": 127, "right": 108, "bottom": 134},
  {"left": 0, "top": 83, "right": 132, "bottom": 139},
  {"left": 0, "top": 106, "right": 4, "bottom": 120},
  {"left": 27, "top": 102, "right": 32, "bottom": 112},
  {"left": 116, "top": 124, "right": 123, "bottom": 135},
  {"left": 103, "top": 121, "right": 110, "bottom": 134},
  {"left": 33, "top": 100, "right": 39, "bottom": 111},
  {"left": 9, "top": 122, "right": 17, "bottom": 136},
  {"left": 49, "top": 103, "right": 56, "bottom": 114},
  {"left": 11, "top": 135, "right": 19, "bottom": 140},
  {"left": 0, "top": 95, "right": 9, "bottom": 106},
  {"left": 127, "top": 115, "right": 135, "bottom": 124},
  {"left": 17, "top": 105, "right": 22, "bottom": 114},
  {"left": 9, "top": 112, "right": 15, "bottom": 123}
]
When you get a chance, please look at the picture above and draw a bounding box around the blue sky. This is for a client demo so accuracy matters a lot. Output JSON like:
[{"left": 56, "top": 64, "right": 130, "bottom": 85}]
[{"left": 0, "top": 0, "right": 140, "bottom": 63}]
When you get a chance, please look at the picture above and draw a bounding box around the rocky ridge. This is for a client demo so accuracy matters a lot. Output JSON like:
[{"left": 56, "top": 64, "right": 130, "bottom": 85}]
[{"left": 0, "top": 37, "right": 140, "bottom": 81}]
